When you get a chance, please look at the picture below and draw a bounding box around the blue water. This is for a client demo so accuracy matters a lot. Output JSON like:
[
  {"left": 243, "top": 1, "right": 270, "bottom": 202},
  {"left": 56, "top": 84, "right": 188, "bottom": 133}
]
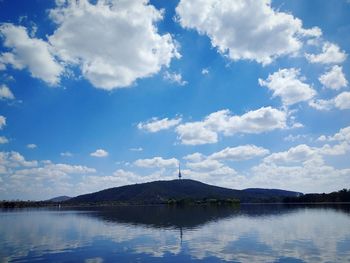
[{"left": 0, "top": 204, "right": 349, "bottom": 262}]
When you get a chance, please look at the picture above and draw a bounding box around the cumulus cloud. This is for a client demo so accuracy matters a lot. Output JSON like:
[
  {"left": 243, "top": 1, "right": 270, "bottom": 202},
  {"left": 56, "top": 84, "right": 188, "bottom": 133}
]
[
  {"left": 137, "top": 117, "right": 182, "bottom": 132},
  {"left": 0, "top": 52, "right": 23, "bottom": 70},
  {"left": 201, "top": 68, "right": 209, "bottom": 75},
  {"left": 163, "top": 71, "right": 187, "bottom": 86},
  {"left": 209, "top": 145, "right": 270, "bottom": 161},
  {"left": 176, "top": 0, "right": 321, "bottom": 65},
  {"left": 235, "top": 126, "right": 350, "bottom": 191},
  {"left": 308, "top": 98, "right": 334, "bottom": 111},
  {"left": 182, "top": 145, "right": 268, "bottom": 187},
  {"left": 176, "top": 121, "right": 218, "bottom": 145},
  {"left": 186, "top": 158, "right": 225, "bottom": 171},
  {"left": 60, "top": 151, "right": 73, "bottom": 157},
  {"left": 183, "top": 152, "right": 205, "bottom": 162},
  {"left": 305, "top": 42, "right": 347, "bottom": 64},
  {"left": 0, "top": 84, "right": 15, "bottom": 100},
  {"left": 334, "top": 91, "right": 350, "bottom": 110},
  {"left": 90, "top": 149, "right": 108, "bottom": 158},
  {"left": 0, "top": 24, "right": 63, "bottom": 85},
  {"left": 284, "top": 134, "right": 309, "bottom": 142},
  {"left": 182, "top": 145, "right": 267, "bottom": 182},
  {"left": 309, "top": 91, "right": 350, "bottom": 111},
  {"left": 26, "top": 144, "right": 37, "bottom": 149},
  {"left": 0, "top": 115, "right": 6, "bottom": 129},
  {"left": 319, "top": 65, "right": 348, "bottom": 90},
  {"left": 249, "top": 134, "right": 350, "bottom": 193},
  {"left": 76, "top": 168, "right": 176, "bottom": 195},
  {"left": 176, "top": 107, "right": 287, "bottom": 145},
  {"left": 326, "top": 125, "right": 350, "bottom": 142},
  {"left": 134, "top": 157, "right": 178, "bottom": 168},
  {"left": 0, "top": 136, "right": 9, "bottom": 144},
  {"left": 48, "top": 0, "right": 179, "bottom": 90},
  {"left": 129, "top": 147, "right": 143, "bottom": 152},
  {"left": 16, "top": 163, "right": 96, "bottom": 178},
  {"left": 259, "top": 68, "right": 316, "bottom": 106},
  {"left": 182, "top": 157, "right": 239, "bottom": 186},
  {"left": 0, "top": 151, "right": 96, "bottom": 200},
  {"left": 250, "top": 159, "right": 350, "bottom": 193},
  {"left": 0, "top": 151, "right": 37, "bottom": 168},
  {"left": 264, "top": 131, "right": 350, "bottom": 167},
  {"left": 263, "top": 144, "right": 317, "bottom": 165},
  {"left": 77, "top": 169, "right": 141, "bottom": 193}
]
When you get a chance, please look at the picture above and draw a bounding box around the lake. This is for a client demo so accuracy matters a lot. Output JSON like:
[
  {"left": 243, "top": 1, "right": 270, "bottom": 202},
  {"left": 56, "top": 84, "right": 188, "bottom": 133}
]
[{"left": 0, "top": 204, "right": 350, "bottom": 262}]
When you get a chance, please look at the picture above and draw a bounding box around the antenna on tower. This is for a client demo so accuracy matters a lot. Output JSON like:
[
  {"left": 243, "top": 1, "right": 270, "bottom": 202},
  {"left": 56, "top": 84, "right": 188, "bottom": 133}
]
[{"left": 178, "top": 162, "right": 182, "bottom": 180}]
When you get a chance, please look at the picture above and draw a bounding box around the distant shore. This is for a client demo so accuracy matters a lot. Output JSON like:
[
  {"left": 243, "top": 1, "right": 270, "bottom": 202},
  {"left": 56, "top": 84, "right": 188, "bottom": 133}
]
[{"left": 2, "top": 200, "right": 350, "bottom": 209}]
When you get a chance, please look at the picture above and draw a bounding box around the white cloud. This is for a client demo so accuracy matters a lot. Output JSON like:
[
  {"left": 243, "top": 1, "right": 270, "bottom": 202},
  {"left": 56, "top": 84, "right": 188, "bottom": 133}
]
[
  {"left": 76, "top": 168, "right": 176, "bottom": 195},
  {"left": 250, "top": 159, "right": 350, "bottom": 193},
  {"left": 134, "top": 156, "right": 178, "bottom": 168},
  {"left": 176, "top": 107, "right": 287, "bottom": 145},
  {"left": 0, "top": 24, "right": 63, "bottom": 85},
  {"left": 16, "top": 163, "right": 96, "bottom": 178},
  {"left": 284, "top": 134, "right": 309, "bottom": 142},
  {"left": 317, "top": 135, "right": 327, "bottom": 142},
  {"left": 209, "top": 145, "right": 270, "bottom": 161},
  {"left": 309, "top": 91, "right": 350, "bottom": 111},
  {"left": 305, "top": 42, "right": 347, "bottom": 64},
  {"left": 26, "top": 144, "right": 37, "bottom": 149},
  {"left": 263, "top": 130, "right": 350, "bottom": 167},
  {"left": 176, "top": 121, "right": 218, "bottom": 145},
  {"left": 331, "top": 126, "right": 350, "bottom": 142},
  {"left": 129, "top": 147, "right": 143, "bottom": 152},
  {"left": 181, "top": 146, "right": 266, "bottom": 185},
  {"left": 308, "top": 98, "right": 334, "bottom": 111},
  {"left": 90, "top": 149, "right": 108, "bottom": 158},
  {"left": 182, "top": 145, "right": 267, "bottom": 186},
  {"left": 0, "top": 151, "right": 96, "bottom": 200},
  {"left": 291, "top": 122, "right": 304, "bottom": 129},
  {"left": 48, "top": 0, "right": 179, "bottom": 90},
  {"left": 60, "top": 151, "right": 73, "bottom": 157},
  {"left": 248, "top": 133, "right": 350, "bottom": 193},
  {"left": 0, "top": 115, "right": 6, "bottom": 129},
  {"left": 263, "top": 144, "right": 317, "bottom": 165},
  {"left": 0, "top": 136, "right": 9, "bottom": 144},
  {"left": 319, "top": 65, "right": 348, "bottom": 90},
  {"left": 317, "top": 125, "right": 350, "bottom": 144},
  {"left": 319, "top": 143, "right": 349, "bottom": 156},
  {"left": 186, "top": 158, "right": 224, "bottom": 171},
  {"left": 0, "top": 52, "right": 23, "bottom": 70},
  {"left": 77, "top": 169, "right": 141, "bottom": 193},
  {"left": 0, "top": 151, "right": 37, "bottom": 168},
  {"left": 137, "top": 117, "right": 182, "bottom": 132},
  {"left": 163, "top": 71, "right": 187, "bottom": 86},
  {"left": 259, "top": 68, "right": 316, "bottom": 106},
  {"left": 183, "top": 152, "right": 205, "bottom": 162},
  {"left": 201, "top": 68, "right": 209, "bottom": 75},
  {"left": 334, "top": 91, "right": 350, "bottom": 110},
  {"left": 176, "top": 0, "right": 321, "bottom": 65},
  {"left": 0, "top": 84, "right": 15, "bottom": 100}
]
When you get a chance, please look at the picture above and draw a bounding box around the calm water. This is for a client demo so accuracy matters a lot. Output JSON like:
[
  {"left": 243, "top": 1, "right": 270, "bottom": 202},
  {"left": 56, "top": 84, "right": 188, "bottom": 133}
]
[{"left": 1, "top": 204, "right": 350, "bottom": 263}]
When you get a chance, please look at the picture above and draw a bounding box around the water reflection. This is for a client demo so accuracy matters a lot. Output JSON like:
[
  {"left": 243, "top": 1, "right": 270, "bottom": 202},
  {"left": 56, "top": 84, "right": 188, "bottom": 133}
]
[{"left": 0, "top": 204, "right": 350, "bottom": 262}]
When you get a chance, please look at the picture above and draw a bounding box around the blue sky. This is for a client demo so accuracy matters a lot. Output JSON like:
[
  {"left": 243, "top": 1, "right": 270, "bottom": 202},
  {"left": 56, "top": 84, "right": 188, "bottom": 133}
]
[{"left": 0, "top": 0, "right": 350, "bottom": 200}]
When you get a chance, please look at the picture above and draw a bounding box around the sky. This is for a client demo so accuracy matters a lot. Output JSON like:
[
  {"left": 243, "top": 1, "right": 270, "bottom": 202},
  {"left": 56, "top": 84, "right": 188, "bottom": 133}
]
[{"left": 0, "top": 0, "right": 350, "bottom": 200}]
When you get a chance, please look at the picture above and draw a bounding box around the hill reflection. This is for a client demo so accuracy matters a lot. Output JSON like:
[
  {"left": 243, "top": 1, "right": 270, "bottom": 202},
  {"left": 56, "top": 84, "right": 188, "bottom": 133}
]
[
  {"left": 1, "top": 204, "right": 350, "bottom": 262},
  {"left": 71, "top": 203, "right": 350, "bottom": 230}
]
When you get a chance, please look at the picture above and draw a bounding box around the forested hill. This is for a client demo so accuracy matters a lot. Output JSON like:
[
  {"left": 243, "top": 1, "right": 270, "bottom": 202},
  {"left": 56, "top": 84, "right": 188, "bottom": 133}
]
[
  {"left": 67, "top": 179, "right": 301, "bottom": 204},
  {"left": 284, "top": 189, "right": 350, "bottom": 203}
]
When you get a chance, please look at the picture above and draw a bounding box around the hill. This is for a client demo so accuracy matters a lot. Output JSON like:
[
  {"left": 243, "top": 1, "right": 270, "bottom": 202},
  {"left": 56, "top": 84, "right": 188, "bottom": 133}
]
[
  {"left": 48, "top": 196, "right": 72, "bottom": 202},
  {"left": 67, "top": 179, "right": 302, "bottom": 204},
  {"left": 284, "top": 188, "right": 350, "bottom": 203}
]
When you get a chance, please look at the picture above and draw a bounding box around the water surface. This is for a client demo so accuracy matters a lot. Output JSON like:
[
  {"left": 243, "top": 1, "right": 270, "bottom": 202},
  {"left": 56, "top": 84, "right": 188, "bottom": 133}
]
[{"left": 1, "top": 204, "right": 349, "bottom": 262}]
